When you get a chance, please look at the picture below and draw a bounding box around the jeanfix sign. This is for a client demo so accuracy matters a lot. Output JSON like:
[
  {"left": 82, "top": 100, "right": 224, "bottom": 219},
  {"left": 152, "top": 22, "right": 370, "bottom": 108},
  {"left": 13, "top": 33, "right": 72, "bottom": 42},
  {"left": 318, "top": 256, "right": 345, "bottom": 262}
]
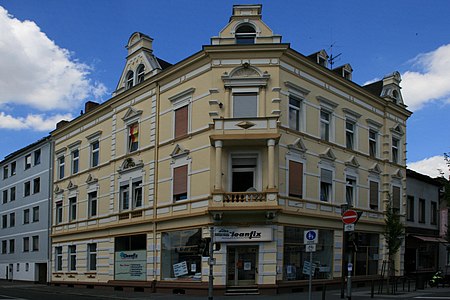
[{"left": 214, "top": 227, "right": 273, "bottom": 242}]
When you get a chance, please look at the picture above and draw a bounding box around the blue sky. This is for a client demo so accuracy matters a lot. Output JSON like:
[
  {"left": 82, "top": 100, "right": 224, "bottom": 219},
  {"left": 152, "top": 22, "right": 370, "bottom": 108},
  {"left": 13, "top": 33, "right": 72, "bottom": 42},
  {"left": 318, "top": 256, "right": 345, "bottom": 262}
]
[{"left": 0, "top": 0, "right": 450, "bottom": 178}]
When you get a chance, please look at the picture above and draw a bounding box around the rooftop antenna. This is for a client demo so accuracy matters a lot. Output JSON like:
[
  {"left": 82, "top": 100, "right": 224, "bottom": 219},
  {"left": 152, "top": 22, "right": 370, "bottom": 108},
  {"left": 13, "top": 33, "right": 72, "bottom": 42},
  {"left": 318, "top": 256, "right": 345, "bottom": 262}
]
[{"left": 328, "top": 42, "right": 342, "bottom": 69}]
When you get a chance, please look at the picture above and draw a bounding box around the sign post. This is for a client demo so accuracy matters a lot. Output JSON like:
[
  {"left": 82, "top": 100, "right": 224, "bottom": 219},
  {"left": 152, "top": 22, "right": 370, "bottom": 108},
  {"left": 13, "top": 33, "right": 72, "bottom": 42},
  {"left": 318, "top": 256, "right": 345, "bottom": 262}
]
[
  {"left": 341, "top": 209, "right": 360, "bottom": 300},
  {"left": 304, "top": 230, "right": 318, "bottom": 300}
]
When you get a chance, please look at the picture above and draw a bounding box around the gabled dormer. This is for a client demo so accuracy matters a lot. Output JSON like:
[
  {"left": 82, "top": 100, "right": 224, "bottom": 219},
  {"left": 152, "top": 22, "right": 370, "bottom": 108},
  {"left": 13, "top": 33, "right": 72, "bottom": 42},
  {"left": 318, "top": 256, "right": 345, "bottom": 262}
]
[
  {"left": 307, "top": 49, "right": 329, "bottom": 68},
  {"left": 211, "top": 4, "right": 282, "bottom": 45},
  {"left": 332, "top": 64, "right": 353, "bottom": 80},
  {"left": 380, "top": 71, "right": 404, "bottom": 106},
  {"left": 114, "top": 32, "right": 171, "bottom": 96}
]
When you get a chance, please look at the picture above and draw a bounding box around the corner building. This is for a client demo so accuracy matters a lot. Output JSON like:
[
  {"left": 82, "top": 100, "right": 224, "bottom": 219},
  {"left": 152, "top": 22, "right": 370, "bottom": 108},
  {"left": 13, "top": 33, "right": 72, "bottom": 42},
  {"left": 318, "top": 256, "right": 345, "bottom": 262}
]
[{"left": 50, "top": 4, "right": 411, "bottom": 294}]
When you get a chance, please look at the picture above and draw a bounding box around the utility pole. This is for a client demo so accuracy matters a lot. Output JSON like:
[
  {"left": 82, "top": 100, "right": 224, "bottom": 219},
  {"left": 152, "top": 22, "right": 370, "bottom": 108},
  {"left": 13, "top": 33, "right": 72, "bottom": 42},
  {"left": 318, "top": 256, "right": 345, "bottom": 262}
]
[{"left": 208, "top": 226, "right": 214, "bottom": 300}]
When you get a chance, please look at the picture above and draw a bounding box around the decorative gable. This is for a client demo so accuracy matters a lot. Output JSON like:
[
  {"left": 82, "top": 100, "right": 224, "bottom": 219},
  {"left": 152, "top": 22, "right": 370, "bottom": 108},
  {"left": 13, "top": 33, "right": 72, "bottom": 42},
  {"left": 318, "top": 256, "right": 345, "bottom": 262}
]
[
  {"left": 391, "top": 169, "right": 403, "bottom": 179},
  {"left": 67, "top": 181, "right": 78, "bottom": 190},
  {"left": 171, "top": 144, "right": 190, "bottom": 159},
  {"left": 390, "top": 123, "right": 404, "bottom": 136},
  {"left": 369, "top": 163, "right": 382, "bottom": 174},
  {"left": 288, "top": 138, "right": 307, "bottom": 153},
  {"left": 345, "top": 155, "right": 360, "bottom": 168},
  {"left": 86, "top": 174, "right": 98, "bottom": 184},
  {"left": 118, "top": 157, "right": 144, "bottom": 173},
  {"left": 319, "top": 148, "right": 336, "bottom": 161},
  {"left": 122, "top": 107, "right": 143, "bottom": 123}
]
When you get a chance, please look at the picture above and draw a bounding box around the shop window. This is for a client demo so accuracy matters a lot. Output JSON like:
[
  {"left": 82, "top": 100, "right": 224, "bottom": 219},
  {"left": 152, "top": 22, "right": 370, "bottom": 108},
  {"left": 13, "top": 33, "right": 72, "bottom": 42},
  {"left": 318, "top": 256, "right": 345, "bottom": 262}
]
[
  {"left": 283, "top": 227, "right": 333, "bottom": 280},
  {"left": 173, "top": 165, "right": 188, "bottom": 201},
  {"left": 161, "top": 229, "right": 202, "bottom": 281},
  {"left": 288, "top": 160, "right": 303, "bottom": 198},
  {"left": 353, "top": 233, "right": 379, "bottom": 276},
  {"left": 369, "top": 181, "right": 379, "bottom": 210},
  {"left": 114, "top": 234, "right": 146, "bottom": 280}
]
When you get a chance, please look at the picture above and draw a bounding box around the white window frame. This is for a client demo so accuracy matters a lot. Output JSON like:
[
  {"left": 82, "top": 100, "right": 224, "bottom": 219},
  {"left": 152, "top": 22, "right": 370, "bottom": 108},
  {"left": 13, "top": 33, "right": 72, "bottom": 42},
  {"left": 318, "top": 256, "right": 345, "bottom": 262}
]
[
  {"left": 171, "top": 155, "right": 191, "bottom": 202},
  {"left": 55, "top": 246, "right": 63, "bottom": 271},
  {"left": 68, "top": 245, "right": 76, "bottom": 271},
  {"left": 231, "top": 87, "right": 259, "bottom": 118},
  {"left": 58, "top": 155, "right": 65, "bottom": 179},
  {"left": 68, "top": 197, "right": 77, "bottom": 222},
  {"left": 285, "top": 153, "right": 306, "bottom": 198},
  {"left": 88, "top": 191, "right": 98, "bottom": 218},
  {"left": 345, "top": 119, "right": 356, "bottom": 150},
  {"left": 319, "top": 167, "right": 334, "bottom": 202},
  {"left": 368, "top": 177, "right": 381, "bottom": 211},
  {"left": 169, "top": 88, "right": 194, "bottom": 140},
  {"left": 345, "top": 175, "right": 357, "bottom": 207},
  {"left": 87, "top": 243, "right": 97, "bottom": 271},
  {"left": 369, "top": 129, "right": 378, "bottom": 158},
  {"left": 91, "top": 140, "right": 100, "bottom": 168},
  {"left": 228, "top": 151, "right": 262, "bottom": 192},
  {"left": 392, "top": 136, "right": 400, "bottom": 164},
  {"left": 119, "top": 177, "right": 143, "bottom": 211},
  {"left": 55, "top": 201, "right": 63, "bottom": 224}
]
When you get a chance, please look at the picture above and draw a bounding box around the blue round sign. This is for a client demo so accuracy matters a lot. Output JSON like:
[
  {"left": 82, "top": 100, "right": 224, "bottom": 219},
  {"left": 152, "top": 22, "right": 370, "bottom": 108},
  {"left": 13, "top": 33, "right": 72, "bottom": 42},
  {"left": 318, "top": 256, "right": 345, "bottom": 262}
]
[{"left": 306, "top": 231, "right": 316, "bottom": 241}]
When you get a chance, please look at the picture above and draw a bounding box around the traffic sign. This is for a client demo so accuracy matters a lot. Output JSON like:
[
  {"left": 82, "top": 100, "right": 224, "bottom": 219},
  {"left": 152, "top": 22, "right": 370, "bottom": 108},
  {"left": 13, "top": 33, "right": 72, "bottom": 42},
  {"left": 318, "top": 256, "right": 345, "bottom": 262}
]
[
  {"left": 305, "top": 244, "right": 316, "bottom": 252},
  {"left": 344, "top": 224, "right": 355, "bottom": 232},
  {"left": 304, "top": 230, "right": 318, "bottom": 244},
  {"left": 342, "top": 209, "right": 358, "bottom": 224}
]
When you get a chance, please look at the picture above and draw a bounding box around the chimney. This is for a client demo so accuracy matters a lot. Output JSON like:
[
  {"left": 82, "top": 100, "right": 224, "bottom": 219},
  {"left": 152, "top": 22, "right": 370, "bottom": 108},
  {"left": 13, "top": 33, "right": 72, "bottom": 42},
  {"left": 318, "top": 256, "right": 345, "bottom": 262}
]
[
  {"left": 85, "top": 101, "right": 100, "bottom": 113},
  {"left": 56, "top": 120, "right": 69, "bottom": 129}
]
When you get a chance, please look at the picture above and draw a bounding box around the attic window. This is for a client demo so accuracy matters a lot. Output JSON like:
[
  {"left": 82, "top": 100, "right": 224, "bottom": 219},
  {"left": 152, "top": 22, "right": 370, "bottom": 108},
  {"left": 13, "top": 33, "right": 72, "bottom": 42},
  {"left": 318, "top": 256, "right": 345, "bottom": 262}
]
[
  {"left": 392, "top": 90, "right": 399, "bottom": 103},
  {"left": 136, "top": 64, "right": 145, "bottom": 84},
  {"left": 235, "top": 24, "right": 256, "bottom": 44},
  {"left": 126, "top": 71, "right": 134, "bottom": 89},
  {"left": 343, "top": 69, "right": 352, "bottom": 80}
]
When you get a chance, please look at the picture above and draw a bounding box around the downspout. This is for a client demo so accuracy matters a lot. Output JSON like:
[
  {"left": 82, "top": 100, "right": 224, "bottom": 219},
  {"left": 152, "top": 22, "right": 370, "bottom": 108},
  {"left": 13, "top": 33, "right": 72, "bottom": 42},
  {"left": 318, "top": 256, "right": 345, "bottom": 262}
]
[
  {"left": 47, "top": 137, "right": 54, "bottom": 285},
  {"left": 152, "top": 82, "right": 161, "bottom": 286}
]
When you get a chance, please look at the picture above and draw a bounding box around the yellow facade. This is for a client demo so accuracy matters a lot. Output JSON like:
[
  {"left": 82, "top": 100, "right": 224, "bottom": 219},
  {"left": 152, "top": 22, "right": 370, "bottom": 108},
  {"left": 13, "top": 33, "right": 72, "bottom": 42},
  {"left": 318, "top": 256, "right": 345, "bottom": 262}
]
[{"left": 50, "top": 4, "right": 411, "bottom": 294}]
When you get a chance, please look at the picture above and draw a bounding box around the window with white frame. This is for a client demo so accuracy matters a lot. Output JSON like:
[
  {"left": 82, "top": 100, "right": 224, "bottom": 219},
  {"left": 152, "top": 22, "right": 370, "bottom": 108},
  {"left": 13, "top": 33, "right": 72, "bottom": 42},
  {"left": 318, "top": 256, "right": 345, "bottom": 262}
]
[
  {"left": 91, "top": 140, "right": 99, "bottom": 168},
  {"left": 69, "top": 197, "right": 77, "bottom": 221},
  {"left": 23, "top": 237, "right": 29, "bottom": 252},
  {"left": 24, "top": 181, "right": 30, "bottom": 196},
  {"left": 345, "top": 176, "right": 356, "bottom": 206},
  {"left": 32, "top": 235, "right": 39, "bottom": 251},
  {"left": 23, "top": 209, "right": 29, "bottom": 224},
  {"left": 33, "top": 177, "right": 40, "bottom": 194},
  {"left": 174, "top": 105, "right": 188, "bottom": 138},
  {"left": 126, "top": 71, "right": 134, "bottom": 90},
  {"left": 136, "top": 64, "right": 145, "bottom": 84},
  {"left": 55, "top": 247, "right": 63, "bottom": 271},
  {"left": 320, "top": 169, "right": 333, "bottom": 202},
  {"left": 10, "top": 187, "right": 15, "bottom": 202},
  {"left": 369, "top": 129, "right": 378, "bottom": 158},
  {"left": 25, "top": 154, "right": 31, "bottom": 170},
  {"left": 128, "top": 123, "right": 139, "bottom": 153},
  {"left": 173, "top": 165, "right": 188, "bottom": 201},
  {"left": 68, "top": 245, "right": 76, "bottom": 271},
  {"left": 392, "top": 137, "right": 400, "bottom": 164},
  {"left": 10, "top": 162, "right": 16, "bottom": 176},
  {"left": 369, "top": 181, "right": 379, "bottom": 210},
  {"left": 235, "top": 23, "right": 256, "bottom": 44},
  {"left": 120, "top": 179, "right": 143, "bottom": 210},
  {"left": 392, "top": 185, "right": 401, "bottom": 213},
  {"left": 169, "top": 88, "right": 193, "bottom": 140},
  {"left": 320, "top": 110, "right": 331, "bottom": 141},
  {"left": 289, "top": 96, "right": 301, "bottom": 131},
  {"left": 71, "top": 149, "right": 79, "bottom": 174},
  {"left": 231, "top": 154, "right": 259, "bottom": 192},
  {"left": 34, "top": 149, "right": 41, "bottom": 166},
  {"left": 233, "top": 91, "right": 258, "bottom": 118},
  {"left": 87, "top": 243, "right": 97, "bottom": 271},
  {"left": 288, "top": 160, "right": 303, "bottom": 198},
  {"left": 32, "top": 206, "right": 39, "bottom": 222},
  {"left": 88, "top": 191, "right": 97, "bottom": 218},
  {"left": 345, "top": 120, "right": 355, "bottom": 150},
  {"left": 3, "top": 166, "right": 8, "bottom": 179},
  {"left": 9, "top": 212, "right": 14, "bottom": 227},
  {"left": 58, "top": 155, "right": 65, "bottom": 179},
  {"left": 55, "top": 201, "right": 63, "bottom": 224}
]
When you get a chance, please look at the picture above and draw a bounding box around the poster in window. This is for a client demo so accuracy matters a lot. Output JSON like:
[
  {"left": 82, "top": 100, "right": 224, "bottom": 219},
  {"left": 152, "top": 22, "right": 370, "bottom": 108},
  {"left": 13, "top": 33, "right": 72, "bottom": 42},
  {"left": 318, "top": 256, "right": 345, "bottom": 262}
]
[{"left": 114, "top": 250, "right": 146, "bottom": 281}]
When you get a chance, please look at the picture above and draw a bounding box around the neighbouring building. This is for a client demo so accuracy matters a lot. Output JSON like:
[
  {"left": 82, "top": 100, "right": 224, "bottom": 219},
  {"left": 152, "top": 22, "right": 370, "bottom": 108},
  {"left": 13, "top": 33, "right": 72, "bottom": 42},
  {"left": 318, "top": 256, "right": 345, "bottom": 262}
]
[
  {"left": 405, "top": 169, "right": 447, "bottom": 275},
  {"left": 0, "top": 136, "right": 52, "bottom": 283},
  {"left": 49, "top": 4, "right": 411, "bottom": 294}
]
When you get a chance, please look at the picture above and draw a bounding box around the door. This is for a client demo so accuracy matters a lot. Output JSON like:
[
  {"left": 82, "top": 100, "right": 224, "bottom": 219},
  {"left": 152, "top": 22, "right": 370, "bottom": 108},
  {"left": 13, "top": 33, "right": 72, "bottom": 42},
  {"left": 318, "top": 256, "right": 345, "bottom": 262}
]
[{"left": 227, "top": 246, "right": 258, "bottom": 286}]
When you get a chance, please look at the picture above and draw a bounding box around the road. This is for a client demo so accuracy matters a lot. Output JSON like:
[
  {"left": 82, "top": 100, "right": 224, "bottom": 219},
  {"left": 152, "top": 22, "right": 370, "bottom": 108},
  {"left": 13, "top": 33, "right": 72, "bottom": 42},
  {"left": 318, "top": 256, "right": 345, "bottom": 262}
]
[{"left": 1, "top": 280, "right": 450, "bottom": 300}]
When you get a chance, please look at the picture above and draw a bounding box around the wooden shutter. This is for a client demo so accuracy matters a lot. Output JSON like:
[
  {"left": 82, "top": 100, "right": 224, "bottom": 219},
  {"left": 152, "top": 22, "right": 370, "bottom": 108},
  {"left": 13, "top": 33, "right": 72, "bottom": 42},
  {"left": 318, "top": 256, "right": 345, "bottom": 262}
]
[
  {"left": 369, "top": 181, "right": 378, "bottom": 209},
  {"left": 175, "top": 106, "right": 188, "bottom": 138},
  {"left": 173, "top": 165, "right": 188, "bottom": 197},
  {"left": 289, "top": 161, "right": 303, "bottom": 197}
]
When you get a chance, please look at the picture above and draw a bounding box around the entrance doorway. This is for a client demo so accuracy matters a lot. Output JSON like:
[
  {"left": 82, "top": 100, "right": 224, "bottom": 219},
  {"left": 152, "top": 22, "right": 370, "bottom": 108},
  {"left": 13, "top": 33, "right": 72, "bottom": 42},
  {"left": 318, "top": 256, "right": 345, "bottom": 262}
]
[{"left": 227, "top": 246, "right": 258, "bottom": 286}]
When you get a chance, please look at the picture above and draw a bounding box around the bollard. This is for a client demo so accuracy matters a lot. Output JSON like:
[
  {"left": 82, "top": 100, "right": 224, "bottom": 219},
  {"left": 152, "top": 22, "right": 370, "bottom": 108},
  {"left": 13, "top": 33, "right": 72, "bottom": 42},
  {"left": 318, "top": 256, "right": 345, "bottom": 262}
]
[
  {"left": 371, "top": 280, "right": 374, "bottom": 298},
  {"left": 322, "top": 284, "right": 327, "bottom": 300}
]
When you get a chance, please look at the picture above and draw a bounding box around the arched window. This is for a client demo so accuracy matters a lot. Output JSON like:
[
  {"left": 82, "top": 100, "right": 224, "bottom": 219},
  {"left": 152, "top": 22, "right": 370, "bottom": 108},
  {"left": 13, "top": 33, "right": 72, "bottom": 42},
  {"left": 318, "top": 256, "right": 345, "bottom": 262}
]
[
  {"left": 136, "top": 64, "right": 145, "bottom": 84},
  {"left": 235, "top": 24, "right": 256, "bottom": 44},
  {"left": 126, "top": 71, "right": 134, "bottom": 90}
]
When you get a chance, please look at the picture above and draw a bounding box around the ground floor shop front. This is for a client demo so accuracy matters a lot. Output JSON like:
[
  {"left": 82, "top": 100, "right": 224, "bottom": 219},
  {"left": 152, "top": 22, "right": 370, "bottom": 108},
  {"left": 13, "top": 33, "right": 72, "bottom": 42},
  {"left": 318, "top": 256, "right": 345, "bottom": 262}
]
[{"left": 51, "top": 223, "right": 386, "bottom": 294}]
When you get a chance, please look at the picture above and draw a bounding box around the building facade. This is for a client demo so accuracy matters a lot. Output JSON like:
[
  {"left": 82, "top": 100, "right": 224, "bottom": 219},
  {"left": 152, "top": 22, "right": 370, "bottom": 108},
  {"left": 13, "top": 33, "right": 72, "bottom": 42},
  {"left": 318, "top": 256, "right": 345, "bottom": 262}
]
[
  {"left": 0, "top": 137, "right": 52, "bottom": 283},
  {"left": 49, "top": 5, "right": 411, "bottom": 294}
]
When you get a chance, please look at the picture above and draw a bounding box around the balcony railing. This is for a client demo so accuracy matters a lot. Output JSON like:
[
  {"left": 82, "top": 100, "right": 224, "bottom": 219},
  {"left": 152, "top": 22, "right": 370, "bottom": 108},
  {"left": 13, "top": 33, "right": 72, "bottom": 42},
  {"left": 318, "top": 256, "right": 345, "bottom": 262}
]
[{"left": 223, "top": 192, "right": 266, "bottom": 203}]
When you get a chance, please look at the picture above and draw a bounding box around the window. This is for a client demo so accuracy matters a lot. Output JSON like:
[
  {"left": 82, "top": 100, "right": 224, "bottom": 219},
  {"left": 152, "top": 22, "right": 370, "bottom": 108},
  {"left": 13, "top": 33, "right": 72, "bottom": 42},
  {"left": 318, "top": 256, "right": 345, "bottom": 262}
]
[
  {"left": 320, "top": 110, "right": 331, "bottom": 141},
  {"left": 26, "top": 263, "right": 29, "bottom": 272},
  {"left": 120, "top": 185, "right": 130, "bottom": 211},
  {"left": 25, "top": 154, "right": 31, "bottom": 169},
  {"left": 231, "top": 155, "right": 257, "bottom": 192},
  {"left": 320, "top": 169, "right": 332, "bottom": 202},
  {"left": 55, "top": 247, "right": 63, "bottom": 271},
  {"left": 32, "top": 206, "right": 39, "bottom": 222},
  {"left": 9, "top": 213, "right": 15, "bottom": 227},
  {"left": 369, "top": 181, "right": 379, "bottom": 210},
  {"left": 68, "top": 245, "right": 76, "bottom": 271},
  {"left": 1, "top": 240, "right": 6, "bottom": 254},
  {"left": 34, "top": 149, "right": 41, "bottom": 166},
  {"left": 91, "top": 140, "right": 99, "bottom": 167},
  {"left": 132, "top": 181, "right": 143, "bottom": 208},
  {"left": 235, "top": 24, "right": 256, "bottom": 44},
  {"left": 69, "top": 197, "right": 77, "bottom": 222},
  {"left": 345, "top": 120, "right": 355, "bottom": 150},
  {"left": 346, "top": 176, "right": 356, "bottom": 206},
  {"left": 369, "top": 130, "right": 377, "bottom": 158},
  {"left": 136, "top": 64, "right": 145, "bottom": 84},
  {"left": 10, "top": 187, "right": 15, "bottom": 202},
  {"left": 392, "top": 186, "right": 401, "bottom": 213},
  {"left": 407, "top": 196, "right": 414, "bottom": 221},
  {"left": 58, "top": 156, "right": 65, "bottom": 179},
  {"left": 23, "top": 237, "right": 29, "bottom": 252},
  {"left": 10, "top": 162, "right": 16, "bottom": 176},
  {"left": 88, "top": 191, "right": 97, "bottom": 218},
  {"left": 126, "top": 71, "right": 134, "bottom": 89},
  {"left": 9, "top": 239, "right": 14, "bottom": 253},
  {"left": 55, "top": 202, "right": 63, "bottom": 224},
  {"left": 71, "top": 149, "right": 79, "bottom": 174},
  {"left": 2, "top": 215, "right": 6, "bottom": 228},
  {"left": 3, "top": 166, "right": 8, "bottom": 179},
  {"left": 87, "top": 243, "right": 97, "bottom": 271},
  {"left": 2, "top": 190, "right": 7, "bottom": 204},
  {"left": 23, "top": 209, "right": 30, "bottom": 224},
  {"left": 174, "top": 105, "right": 188, "bottom": 138},
  {"left": 419, "top": 198, "right": 426, "bottom": 223},
  {"left": 288, "top": 160, "right": 303, "bottom": 198},
  {"left": 120, "top": 180, "right": 142, "bottom": 211},
  {"left": 24, "top": 181, "right": 31, "bottom": 197},
  {"left": 233, "top": 92, "right": 257, "bottom": 118},
  {"left": 392, "top": 137, "right": 399, "bottom": 163},
  {"left": 289, "top": 96, "right": 301, "bottom": 131},
  {"left": 128, "top": 123, "right": 139, "bottom": 152},
  {"left": 431, "top": 201, "right": 437, "bottom": 225},
  {"left": 32, "top": 236, "right": 39, "bottom": 251},
  {"left": 33, "top": 177, "right": 40, "bottom": 194},
  {"left": 173, "top": 165, "right": 188, "bottom": 201}
]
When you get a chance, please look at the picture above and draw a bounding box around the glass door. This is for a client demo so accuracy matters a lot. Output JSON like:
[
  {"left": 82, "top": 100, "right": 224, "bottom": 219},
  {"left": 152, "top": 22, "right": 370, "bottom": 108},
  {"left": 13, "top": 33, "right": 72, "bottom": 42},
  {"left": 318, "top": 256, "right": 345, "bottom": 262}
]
[{"left": 227, "top": 246, "right": 258, "bottom": 286}]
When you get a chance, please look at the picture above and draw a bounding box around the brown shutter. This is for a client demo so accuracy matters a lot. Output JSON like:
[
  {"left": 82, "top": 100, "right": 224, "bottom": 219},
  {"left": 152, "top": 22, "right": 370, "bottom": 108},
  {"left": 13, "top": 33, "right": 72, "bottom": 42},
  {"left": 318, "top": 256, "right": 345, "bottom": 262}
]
[
  {"left": 173, "top": 165, "right": 188, "bottom": 197},
  {"left": 175, "top": 106, "right": 188, "bottom": 138},
  {"left": 289, "top": 161, "right": 303, "bottom": 197},
  {"left": 369, "top": 181, "right": 378, "bottom": 208},
  {"left": 393, "top": 186, "right": 401, "bottom": 210}
]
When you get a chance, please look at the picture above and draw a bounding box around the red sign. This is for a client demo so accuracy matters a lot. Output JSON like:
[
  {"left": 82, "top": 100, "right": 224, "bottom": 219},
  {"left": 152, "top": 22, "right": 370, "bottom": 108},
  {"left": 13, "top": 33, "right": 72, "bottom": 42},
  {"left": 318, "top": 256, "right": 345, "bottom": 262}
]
[{"left": 342, "top": 210, "right": 358, "bottom": 224}]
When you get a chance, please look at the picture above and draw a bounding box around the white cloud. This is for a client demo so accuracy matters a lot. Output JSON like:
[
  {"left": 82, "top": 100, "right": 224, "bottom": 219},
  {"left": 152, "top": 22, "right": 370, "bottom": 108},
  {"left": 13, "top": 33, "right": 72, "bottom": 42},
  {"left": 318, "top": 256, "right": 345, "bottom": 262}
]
[
  {"left": 401, "top": 44, "right": 450, "bottom": 111},
  {"left": 0, "top": 112, "right": 73, "bottom": 131},
  {"left": 408, "top": 155, "right": 450, "bottom": 179},
  {"left": 0, "top": 6, "right": 107, "bottom": 111}
]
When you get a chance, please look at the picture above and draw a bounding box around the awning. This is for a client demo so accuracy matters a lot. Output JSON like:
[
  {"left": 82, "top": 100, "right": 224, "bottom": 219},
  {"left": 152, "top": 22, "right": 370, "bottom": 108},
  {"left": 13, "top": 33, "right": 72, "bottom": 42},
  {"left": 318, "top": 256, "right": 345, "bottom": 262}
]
[{"left": 411, "top": 235, "right": 448, "bottom": 243}]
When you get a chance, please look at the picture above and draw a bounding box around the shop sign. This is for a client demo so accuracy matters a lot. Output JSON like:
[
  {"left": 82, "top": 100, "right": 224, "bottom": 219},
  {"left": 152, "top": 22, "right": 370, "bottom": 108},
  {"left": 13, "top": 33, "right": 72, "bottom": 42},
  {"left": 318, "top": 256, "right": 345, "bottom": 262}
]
[
  {"left": 173, "top": 261, "right": 189, "bottom": 277},
  {"left": 114, "top": 250, "right": 146, "bottom": 281},
  {"left": 214, "top": 226, "right": 272, "bottom": 242}
]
